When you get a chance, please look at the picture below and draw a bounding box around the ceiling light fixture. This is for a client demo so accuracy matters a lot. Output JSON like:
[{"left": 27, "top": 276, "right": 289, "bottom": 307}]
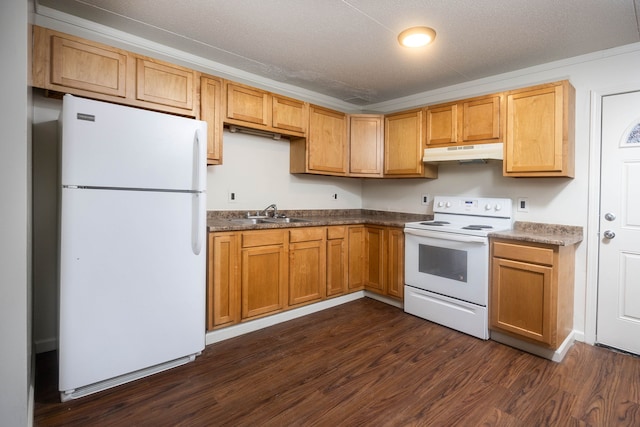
[{"left": 397, "top": 26, "right": 436, "bottom": 48}]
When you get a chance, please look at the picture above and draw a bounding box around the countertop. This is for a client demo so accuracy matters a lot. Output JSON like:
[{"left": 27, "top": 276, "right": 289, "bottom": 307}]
[
  {"left": 207, "top": 209, "right": 432, "bottom": 232},
  {"left": 489, "top": 221, "right": 583, "bottom": 246}
]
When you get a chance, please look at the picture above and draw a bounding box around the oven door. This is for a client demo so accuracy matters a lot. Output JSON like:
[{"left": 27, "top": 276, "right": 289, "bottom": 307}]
[{"left": 404, "top": 228, "right": 489, "bottom": 306}]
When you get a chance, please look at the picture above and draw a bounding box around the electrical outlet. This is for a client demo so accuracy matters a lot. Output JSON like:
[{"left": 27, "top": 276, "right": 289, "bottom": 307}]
[
  {"left": 228, "top": 191, "right": 238, "bottom": 203},
  {"left": 421, "top": 194, "right": 430, "bottom": 206},
  {"left": 517, "top": 197, "right": 529, "bottom": 213},
  {"left": 331, "top": 193, "right": 338, "bottom": 200}
]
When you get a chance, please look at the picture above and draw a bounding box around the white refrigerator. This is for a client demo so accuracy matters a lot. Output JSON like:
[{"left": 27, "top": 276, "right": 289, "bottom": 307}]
[{"left": 58, "top": 95, "right": 207, "bottom": 401}]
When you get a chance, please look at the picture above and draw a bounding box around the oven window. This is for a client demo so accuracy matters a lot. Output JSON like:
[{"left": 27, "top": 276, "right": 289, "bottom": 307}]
[{"left": 418, "top": 244, "right": 467, "bottom": 282}]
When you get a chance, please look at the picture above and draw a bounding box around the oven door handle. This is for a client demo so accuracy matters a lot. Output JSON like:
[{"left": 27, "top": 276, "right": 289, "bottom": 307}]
[{"left": 403, "top": 228, "right": 488, "bottom": 244}]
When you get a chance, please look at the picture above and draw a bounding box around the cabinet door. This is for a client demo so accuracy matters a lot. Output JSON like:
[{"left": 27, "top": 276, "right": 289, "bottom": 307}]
[
  {"left": 347, "top": 226, "right": 365, "bottom": 291},
  {"left": 289, "top": 238, "right": 326, "bottom": 306},
  {"left": 307, "top": 105, "right": 348, "bottom": 175},
  {"left": 385, "top": 109, "right": 437, "bottom": 178},
  {"left": 505, "top": 81, "right": 574, "bottom": 177},
  {"left": 226, "top": 83, "right": 269, "bottom": 126},
  {"left": 461, "top": 95, "right": 502, "bottom": 144},
  {"left": 135, "top": 58, "right": 194, "bottom": 110},
  {"left": 241, "top": 243, "right": 287, "bottom": 319},
  {"left": 207, "top": 233, "right": 239, "bottom": 330},
  {"left": 272, "top": 95, "right": 306, "bottom": 133},
  {"left": 49, "top": 32, "right": 128, "bottom": 98},
  {"left": 201, "top": 76, "right": 223, "bottom": 165},
  {"left": 349, "top": 115, "right": 383, "bottom": 177},
  {"left": 386, "top": 228, "right": 405, "bottom": 299},
  {"left": 490, "top": 257, "right": 553, "bottom": 345},
  {"left": 426, "top": 103, "right": 457, "bottom": 146},
  {"left": 326, "top": 227, "right": 348, "bottom": 297},
  {"left": 364, "top": 226, "right": 386, "bottom": 293}
]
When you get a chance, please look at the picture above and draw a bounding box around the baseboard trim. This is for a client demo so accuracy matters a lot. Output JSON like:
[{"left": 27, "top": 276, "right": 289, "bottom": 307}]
[
  {"left": 490, "top": 330, "right": 576, "bottom": 362},
  {"left": 205, "top": 291, "right": 366, "bottom": 345}
]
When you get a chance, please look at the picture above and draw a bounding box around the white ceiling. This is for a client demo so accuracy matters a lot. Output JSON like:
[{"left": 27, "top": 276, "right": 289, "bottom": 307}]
[{"left": 36, "top": 0, "right": 640, "bottom": 106}]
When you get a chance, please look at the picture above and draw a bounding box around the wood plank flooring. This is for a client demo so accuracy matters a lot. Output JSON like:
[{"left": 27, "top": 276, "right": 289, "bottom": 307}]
[{"left": 35, "top": 298, "right": 640, "bottom": 426}]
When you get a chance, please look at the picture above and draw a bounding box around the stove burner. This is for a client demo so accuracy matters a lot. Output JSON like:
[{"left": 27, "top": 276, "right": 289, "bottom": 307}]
[
  {"left": 462, "top": 224, "right": 494, "bottom": 230},
  {"left": 420, "top": 221, "right": 450, "bottom": 226}
]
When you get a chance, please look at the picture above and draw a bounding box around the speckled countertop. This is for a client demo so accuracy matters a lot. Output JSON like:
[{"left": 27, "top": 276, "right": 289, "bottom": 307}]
[
  {"left": 489, "top": 221, "right": 583, "bottom": 246},
  {"left": 207, "top": 209, "right": 433, "bottom": 232}
]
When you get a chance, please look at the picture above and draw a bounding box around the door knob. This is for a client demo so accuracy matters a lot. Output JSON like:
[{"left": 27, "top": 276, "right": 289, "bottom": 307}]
[
  {"left": 603, "top": 230, "right": 616, "bottom": 239},
  {"left": 604, "top": 212, "right": 616, "bottom": 221}
]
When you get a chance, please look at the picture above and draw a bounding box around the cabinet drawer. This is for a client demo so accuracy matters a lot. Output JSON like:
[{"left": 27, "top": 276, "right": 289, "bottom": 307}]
[
  {"left": 327, "top": 226, "right": 346, "bottom": 240},
  {"left": 493, "top": 241, "right": 554, "bottom": 266},
  {"left": 241, "top": 230, "right": 285, "bottom": 248},
  {"left": 290, "top": 227, "right": 325, "bottom": 243}
]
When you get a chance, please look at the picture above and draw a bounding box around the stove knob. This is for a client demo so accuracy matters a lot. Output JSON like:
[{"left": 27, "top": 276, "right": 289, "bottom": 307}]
[
  {"left": 495, "top": 204, "right": 502, "bottom": 211},
  {"left": 485, "top": 204, "right": 492, "bottom": 211},
  {"left": 437, "top": 201, "right": 444, "bottom": 208},
  {"left": 445, "top": 202, "right": 451, "bottom": 208}
]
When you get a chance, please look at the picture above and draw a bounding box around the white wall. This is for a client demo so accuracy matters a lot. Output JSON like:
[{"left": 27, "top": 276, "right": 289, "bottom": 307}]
[
  {"left": 1, "top": 0, "right": 33, "bottom": 425},
  {"left": 363, "top": 43, "right": 640, "bottom": 339},
  {"left": 207, "top": 131, "right": 363, "bottom": 211}
]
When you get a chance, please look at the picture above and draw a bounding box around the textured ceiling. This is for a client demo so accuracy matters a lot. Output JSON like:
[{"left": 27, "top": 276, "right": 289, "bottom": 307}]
[{"left": 36, "top": 0, "right": 640, "bottom": 106}]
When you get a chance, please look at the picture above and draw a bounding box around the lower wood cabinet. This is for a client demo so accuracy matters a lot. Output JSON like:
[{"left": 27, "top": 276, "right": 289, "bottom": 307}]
[
  {"left": 289, "top": 228, "right": 326, "bottom": 306},
  {"left": 347, "top": 226, "right": 366, "bottom": 291},
  {"left": 207, "top": 224, "right": 405, "bottom": 331},
  {"left": 207, "top": 232, "right": 239, "bottom": 330},
  {"left": 364, "top": 226, "right": 405, "bottom": 300},
  {"left": 326, "top": 226, "right": 348, "bottom": 297},
  {"left": 240, "top": 230, "right": 288, "bottom": 320},
  {"left": 490, "top": 239, "right": 575, "bottom": 349}
]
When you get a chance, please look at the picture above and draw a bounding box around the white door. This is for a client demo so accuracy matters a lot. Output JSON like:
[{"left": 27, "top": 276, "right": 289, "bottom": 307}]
[{"left": 597, "top": 90, "right": 640, "bottom": 355}]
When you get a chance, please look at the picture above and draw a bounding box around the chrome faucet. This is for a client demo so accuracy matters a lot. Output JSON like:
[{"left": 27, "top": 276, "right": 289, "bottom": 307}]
[{"left": 259, "top": 203, "right": 278, "bottom": 218}]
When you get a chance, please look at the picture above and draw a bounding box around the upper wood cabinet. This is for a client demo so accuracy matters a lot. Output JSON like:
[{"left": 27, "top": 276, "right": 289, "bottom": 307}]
[
  {"left": 135, "top": 57, "right": 194, "bottom": 110},
  {"left": 291, "top": 105, "right": 348, "bottom": 176},
  {"left": 201, "top": 76, "right": 223, "bottom": 165},
  {"left": 32, "top": 26, "right": 199, "bottom": 117},
  {"left": 504, "top": 80, "right": 575, "bottom": 177},
  {"left": 349, "top": 114, "right": 384, "bottom": 177},
  {"left": 426, "top": 94, "right": 504, "bottom": 147},
  {"left": 384, "top": 109, "right": 438, "bottom": 178},
  {"left": 425, "top": 103, "right": 457, "bottom": 146},
  {"left": 224, "top": 81, "right": 307, "bottom": 136}
]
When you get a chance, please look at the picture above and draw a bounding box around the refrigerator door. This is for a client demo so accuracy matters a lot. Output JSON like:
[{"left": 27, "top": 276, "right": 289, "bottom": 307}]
[
  {"left": 61, "top": 95, "right": 207, "bottom": 192},
  {"left": 58, "top": 187, "right": 206, "bottom": 392}
]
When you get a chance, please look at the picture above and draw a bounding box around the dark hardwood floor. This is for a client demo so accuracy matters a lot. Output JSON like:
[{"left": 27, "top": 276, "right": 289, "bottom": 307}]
[{"left": 35, "top": 298, "right": 640, "bottom": 426}]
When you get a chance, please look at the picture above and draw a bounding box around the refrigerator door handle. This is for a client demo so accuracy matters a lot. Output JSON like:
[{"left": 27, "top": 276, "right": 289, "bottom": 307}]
[
  {"left": 193, "top": 128, "right": 203, "bottom": 191},
  {"left": 192, "top": 192, "right": 204, "bottom": 255},
  {"left": 191, "top": 128, "right": 205, "bottom": 256}
]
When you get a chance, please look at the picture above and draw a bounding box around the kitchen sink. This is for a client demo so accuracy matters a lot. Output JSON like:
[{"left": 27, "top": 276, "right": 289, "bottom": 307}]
[
  {"left": 262, "top": 217, "right": 310, "bottom": 223},
  {"left": 228, "top": 217, "right": 310, "bottom": 225},
  {"left": 229, "top": 218, "right": 268, "bottom": 224}
]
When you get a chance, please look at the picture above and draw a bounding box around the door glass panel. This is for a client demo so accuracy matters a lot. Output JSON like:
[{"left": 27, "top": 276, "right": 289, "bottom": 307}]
[{"left": 418, "top": 244, "right": 467, "bottom": 282}]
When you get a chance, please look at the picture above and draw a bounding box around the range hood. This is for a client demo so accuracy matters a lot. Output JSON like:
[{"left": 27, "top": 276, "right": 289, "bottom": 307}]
[
  {"left": 227, "top": 124, "right": 283, "bottom": 140},
  {"left": 423, "top": 142, "right": 504, "bottom": 163}
]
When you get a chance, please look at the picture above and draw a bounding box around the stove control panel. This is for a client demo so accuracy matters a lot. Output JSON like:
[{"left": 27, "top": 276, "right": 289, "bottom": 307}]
[{"left": 433, "top": 196, "right": 512, "bottom": 218}]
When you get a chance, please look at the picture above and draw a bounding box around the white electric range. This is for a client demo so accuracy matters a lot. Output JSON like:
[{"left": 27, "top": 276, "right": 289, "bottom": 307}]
[{"left": 403, "top": 196, "right": 513, "bottom": 339}]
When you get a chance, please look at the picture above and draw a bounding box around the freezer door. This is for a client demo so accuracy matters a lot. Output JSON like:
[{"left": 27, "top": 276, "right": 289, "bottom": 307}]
[
  {"left": 61, "top": 94, "right": 207, "bottom": 191},
  {"left": 58, "top": 188, "right": 206, "bottom": 392}
]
